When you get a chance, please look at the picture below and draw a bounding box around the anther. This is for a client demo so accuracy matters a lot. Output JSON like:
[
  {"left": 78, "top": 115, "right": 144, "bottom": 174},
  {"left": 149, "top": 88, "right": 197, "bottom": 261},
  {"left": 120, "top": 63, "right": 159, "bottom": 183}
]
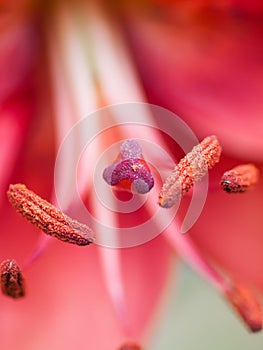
[
  {"left": 224, "top": 283, "right": 262, "bottom": 332},
  {"left": 220, "top": 164, "right": 259, "bottom": 193},
  {"left": 103, "top": 140, "right": 154, "bottom": 194},
  {"left": 159, "top": 135, "right": 222, "bottom": 208},
  {"left": 117, "top": 342, "right": 142, "bottom": 350},
  {"left": 0, "top": 259, "right": 25, "bottom": 299},
  {"left": 7, "top": 184, "right": 95, "bottom": 246}
]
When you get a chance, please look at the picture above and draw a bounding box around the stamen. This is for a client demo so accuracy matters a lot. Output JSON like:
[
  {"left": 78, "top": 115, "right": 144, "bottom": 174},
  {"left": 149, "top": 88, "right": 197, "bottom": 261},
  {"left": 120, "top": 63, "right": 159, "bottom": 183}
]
[
  {"left": 220, "top": 164, "right": 259, "bottom": 193},
  {"left": 224, "top": 283, "right": 262, "bottom": 332},
  {"left": 7, "top": 184, "right": 95, "bottom": 246},
  {"left": 103, "top": 140, "right": 154, "bottom": 194},
  {"left": 117, "top": 342, "right": 142, "bottom": 350},
  {"left": 159, "top": 135, "right": 222, "bottom": 208},
  {"left": 0, "top": 259, "right": 25, "bottom": 299}
]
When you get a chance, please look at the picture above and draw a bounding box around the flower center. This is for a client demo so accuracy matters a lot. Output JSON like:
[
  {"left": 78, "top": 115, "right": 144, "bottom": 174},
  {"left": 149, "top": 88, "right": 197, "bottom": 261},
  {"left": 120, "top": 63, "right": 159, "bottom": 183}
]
[{"left": 103, "top": 140, "right": 154, "bottom": 194}]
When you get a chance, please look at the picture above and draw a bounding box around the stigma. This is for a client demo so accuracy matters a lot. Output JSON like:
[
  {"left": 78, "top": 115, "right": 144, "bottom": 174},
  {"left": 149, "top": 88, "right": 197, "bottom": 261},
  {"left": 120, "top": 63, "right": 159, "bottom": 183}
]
[
  {"left": 220, "top": 164, "right": 259, "bottom": 193},
  {"left": 103, "top": 140, "right": 154, "bottom": 194},
  {"left": 159, "top": 135, "right": 222, "bottom": 208}
]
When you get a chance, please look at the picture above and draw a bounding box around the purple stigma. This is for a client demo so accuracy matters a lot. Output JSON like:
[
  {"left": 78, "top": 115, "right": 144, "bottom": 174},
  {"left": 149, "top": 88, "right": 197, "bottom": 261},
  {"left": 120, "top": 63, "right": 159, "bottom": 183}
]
[{"left": 110, "top": 159, "right": 154, "bottom": 193}]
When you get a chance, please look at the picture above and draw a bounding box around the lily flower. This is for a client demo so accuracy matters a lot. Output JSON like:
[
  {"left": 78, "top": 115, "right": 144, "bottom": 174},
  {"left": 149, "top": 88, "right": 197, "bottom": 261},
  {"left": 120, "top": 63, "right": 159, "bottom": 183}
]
[{"left": 0, "top": 1, "right": 263, "bottom": 349}]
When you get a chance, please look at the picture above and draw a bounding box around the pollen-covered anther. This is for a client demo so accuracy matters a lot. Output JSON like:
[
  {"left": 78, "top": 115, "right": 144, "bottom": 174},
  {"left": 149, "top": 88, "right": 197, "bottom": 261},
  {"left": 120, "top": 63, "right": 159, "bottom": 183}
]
[
  {"left": 7, "top": 184, "right": 95, "bottom": 246},
  {"left": 117, "top": 342, "right": 142, "bottom": 350},
  {"left": 224, "top": 283, "right": 262, "bottom": 332},
  {"left": 220, "top": 164, "right": 259, "bottom": 193},
  {"left": 159, "top": 135, "right": 222, "bottom": 208},
  {"left": 198, "top": 135, "right": 222, "bottom": 170},
  {"left": 103, "top": 140, "right": 154, "bottom": 194},
  {"left": 0, "top": 259, "right": 25, "bottom": 299}
]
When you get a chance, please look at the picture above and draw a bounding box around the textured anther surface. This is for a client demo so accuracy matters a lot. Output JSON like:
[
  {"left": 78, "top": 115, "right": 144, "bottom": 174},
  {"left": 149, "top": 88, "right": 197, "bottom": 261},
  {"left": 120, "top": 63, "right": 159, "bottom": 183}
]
[
  {"left": 159, "top": 135, "right": 222, "bottom": 208},
  {"left": 7, "top": 184, "right": 95, "bottom": 246},
  {"left": 0, "top": 259, "right": 25, "bottom": 299}
]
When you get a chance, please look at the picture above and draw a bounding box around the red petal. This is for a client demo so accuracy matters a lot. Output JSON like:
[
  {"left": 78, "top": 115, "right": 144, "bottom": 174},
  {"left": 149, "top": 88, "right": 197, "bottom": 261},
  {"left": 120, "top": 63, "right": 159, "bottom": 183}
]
[
  {"left": 190, "top": 158, "right": 263, "bottom": 291},
  {"left": 124, "top": 8, "right": 263, "bottom": 160}
]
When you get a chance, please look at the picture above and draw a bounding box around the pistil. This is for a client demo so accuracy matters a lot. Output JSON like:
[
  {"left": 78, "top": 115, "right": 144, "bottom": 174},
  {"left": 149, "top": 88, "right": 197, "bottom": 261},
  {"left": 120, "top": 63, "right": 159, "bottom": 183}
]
[{"left": 103, "top": 140, "right": 154, "bottom": 194}]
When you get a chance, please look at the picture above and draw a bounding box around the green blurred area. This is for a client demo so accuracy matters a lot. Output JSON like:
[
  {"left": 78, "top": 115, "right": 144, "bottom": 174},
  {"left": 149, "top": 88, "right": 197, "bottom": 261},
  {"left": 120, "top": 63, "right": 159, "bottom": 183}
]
[{"left": 151, "top": 262, "right": 263, "bottom": 350}]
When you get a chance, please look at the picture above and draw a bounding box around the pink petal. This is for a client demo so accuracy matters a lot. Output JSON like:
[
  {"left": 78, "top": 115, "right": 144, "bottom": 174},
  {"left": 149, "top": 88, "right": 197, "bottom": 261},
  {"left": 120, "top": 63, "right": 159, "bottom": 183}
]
[
  {"left": 0, "top": 96, "right": 33, "bottom": 202},
  {"left": 189, "top": 157, "right": 263, "bottom": 290},
  {"left": 0, "top": 238, "right": 123, "bottom": 349},
  {"left": 124, "top": 8, "right": 263, "bottom": 160},
  {"left": 0, "top": 20, "right": 38, "bottom": 103},
  {"left": 118, "top": 235, "right": 174, "bottom": 339}
]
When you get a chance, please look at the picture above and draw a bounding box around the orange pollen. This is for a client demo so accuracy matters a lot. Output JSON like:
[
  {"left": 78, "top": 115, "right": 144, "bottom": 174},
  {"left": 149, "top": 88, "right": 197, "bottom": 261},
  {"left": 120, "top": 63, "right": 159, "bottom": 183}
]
[
  {"left": 158, "top": 135, "right": 222, "bottom": 208},
  {"left": 224, "top": 283, "right": 262, "bottom": 332},
  {"left": 118, "top": 342, "right": 142, "bottom": 350},
  {"left": 220, "top": 164, "right": 259, "bottom": 193},
  {"left": 7, "top": 184, "right": 95, "bottom": 246},
  {"left": 0, "top": 259, "right": 25, "bottom": 299}
]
